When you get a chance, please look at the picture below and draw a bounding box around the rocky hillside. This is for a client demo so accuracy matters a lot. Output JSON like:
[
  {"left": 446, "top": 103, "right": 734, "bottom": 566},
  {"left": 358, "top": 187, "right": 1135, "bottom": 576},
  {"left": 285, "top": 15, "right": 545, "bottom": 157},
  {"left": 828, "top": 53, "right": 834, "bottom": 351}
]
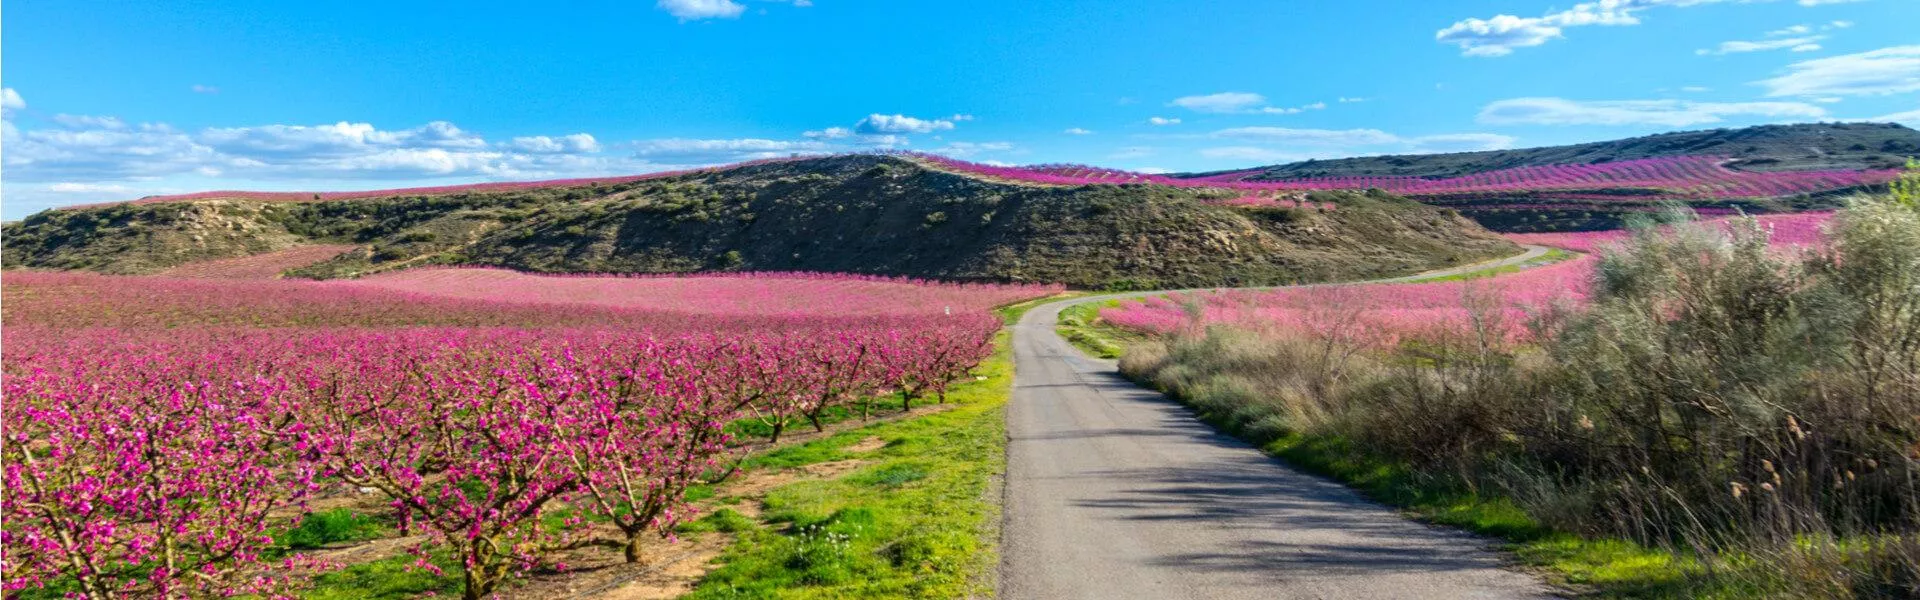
[{"left": 2, "top": 155, "right": 1518, "bottom": 289}]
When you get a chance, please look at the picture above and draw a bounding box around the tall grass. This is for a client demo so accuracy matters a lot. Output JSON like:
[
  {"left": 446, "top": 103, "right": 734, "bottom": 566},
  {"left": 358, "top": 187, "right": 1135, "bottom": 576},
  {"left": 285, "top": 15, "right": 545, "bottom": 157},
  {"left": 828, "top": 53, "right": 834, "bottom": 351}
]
[{"left": 1121, "top": 195, "right": 1920, "bottom": 597}]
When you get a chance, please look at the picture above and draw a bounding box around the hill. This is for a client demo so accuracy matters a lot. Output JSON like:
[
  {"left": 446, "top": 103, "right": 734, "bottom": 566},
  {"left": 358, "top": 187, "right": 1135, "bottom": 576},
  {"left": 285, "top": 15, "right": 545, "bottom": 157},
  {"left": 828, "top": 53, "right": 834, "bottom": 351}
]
[
  {"left": 1191, "top": 122, "right": 1918, "bottom": 180},
  {"left": 0, "top": 155, "right": 1517, "bottom": 290}
]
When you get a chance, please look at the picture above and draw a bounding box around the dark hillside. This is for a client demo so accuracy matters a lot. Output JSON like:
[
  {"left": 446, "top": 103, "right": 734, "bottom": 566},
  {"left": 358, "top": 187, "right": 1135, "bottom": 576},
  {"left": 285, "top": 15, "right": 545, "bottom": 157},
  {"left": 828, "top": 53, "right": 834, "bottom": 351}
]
[
  {"left": 1194, "top": 122, "right": 1918, "bottom": 180},
  {"left": 3, "top": 155, "right": 1518, "bottom": 289}
]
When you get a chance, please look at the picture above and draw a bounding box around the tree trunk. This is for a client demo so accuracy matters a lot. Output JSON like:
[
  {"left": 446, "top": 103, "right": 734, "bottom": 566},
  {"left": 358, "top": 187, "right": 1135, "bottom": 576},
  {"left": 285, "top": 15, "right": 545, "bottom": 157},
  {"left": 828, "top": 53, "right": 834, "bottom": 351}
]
[{"left": 624, "top": 534, "right": 645, "bottom": 564}]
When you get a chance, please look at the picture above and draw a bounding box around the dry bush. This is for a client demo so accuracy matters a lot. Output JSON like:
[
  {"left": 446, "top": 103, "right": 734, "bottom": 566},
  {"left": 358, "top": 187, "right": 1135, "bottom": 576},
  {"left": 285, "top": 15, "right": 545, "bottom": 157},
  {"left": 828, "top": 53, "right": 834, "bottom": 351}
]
[{"left": 1125, "top": 197, "right": 1920, "bottom": 596}]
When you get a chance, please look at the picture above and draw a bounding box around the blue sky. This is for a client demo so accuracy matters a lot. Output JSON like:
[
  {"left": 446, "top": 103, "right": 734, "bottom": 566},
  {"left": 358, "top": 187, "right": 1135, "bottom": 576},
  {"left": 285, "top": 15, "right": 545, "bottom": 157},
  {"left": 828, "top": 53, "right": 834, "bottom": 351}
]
[{"left": 4, "top": 0, "right": 1917, "bottom": 215}]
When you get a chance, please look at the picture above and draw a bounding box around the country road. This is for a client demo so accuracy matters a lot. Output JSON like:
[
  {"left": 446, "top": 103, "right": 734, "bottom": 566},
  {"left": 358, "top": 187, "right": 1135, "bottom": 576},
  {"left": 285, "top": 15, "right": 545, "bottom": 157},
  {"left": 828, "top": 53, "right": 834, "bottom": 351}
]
[{"left": 998, "top": 247, "right": 1555, "bottom": 600}]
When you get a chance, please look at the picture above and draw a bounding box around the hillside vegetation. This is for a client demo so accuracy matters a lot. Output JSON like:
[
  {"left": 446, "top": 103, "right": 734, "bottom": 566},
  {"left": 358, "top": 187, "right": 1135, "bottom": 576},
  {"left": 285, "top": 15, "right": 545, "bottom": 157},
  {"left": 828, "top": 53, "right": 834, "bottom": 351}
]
[
  {"left": 1, "top": 155, "right": 1516, "bottom": 289},
  {"left": 1204, "top": 122, "right": 1920, "bottom": 179}
]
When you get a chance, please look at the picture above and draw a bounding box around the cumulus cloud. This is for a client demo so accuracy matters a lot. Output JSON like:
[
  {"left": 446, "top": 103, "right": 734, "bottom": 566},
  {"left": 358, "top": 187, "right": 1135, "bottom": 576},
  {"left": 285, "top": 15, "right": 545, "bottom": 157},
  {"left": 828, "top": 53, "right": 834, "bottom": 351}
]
[
  {"left": 1147, "top": 116, "right": 1181, "bottom": 126},
  {"left": 1477, "top": 97, "right": 1827, "bottom": 126},
  {"left": 1437, "top": 0, "right": 1852, "bottom": 57},
  {"left": 854, "top": 113, "right": 959, "bottom": 134},
  {"left": 2, "top": 88, "right": 25, "bottom": 111},
  {"left": 1757, "top": 45, "right": 1920, "bottom": 97},
  {"left": 1063, "top": 127, "right": 1094, "bottom": 135},
  {"left": 657, "top": 0, "right": 745, "bottom": 20},
  {"left": 3, "top": 112, "right": 639, "bottom": 187},
  {"left": 508, "top": 133, "right": 600, "bottom": 153}
]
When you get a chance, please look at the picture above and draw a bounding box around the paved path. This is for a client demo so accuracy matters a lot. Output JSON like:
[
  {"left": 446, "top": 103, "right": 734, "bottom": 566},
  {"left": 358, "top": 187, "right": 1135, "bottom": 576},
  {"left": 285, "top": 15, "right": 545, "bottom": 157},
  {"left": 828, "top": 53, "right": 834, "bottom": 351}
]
[{"left": 998, "top": 248, "right": 1555, "bottom": 600}]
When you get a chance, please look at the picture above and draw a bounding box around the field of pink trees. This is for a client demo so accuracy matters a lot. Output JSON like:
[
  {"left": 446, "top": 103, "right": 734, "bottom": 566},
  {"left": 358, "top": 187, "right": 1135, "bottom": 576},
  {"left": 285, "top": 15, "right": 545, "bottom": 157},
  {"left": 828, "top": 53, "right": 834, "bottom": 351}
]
[
  {"left": 0, "top": 269, "right": 1056, "bottom": 599},
  {"left": 1098, "top": 212, "right": 1834, "bottom": 346}
]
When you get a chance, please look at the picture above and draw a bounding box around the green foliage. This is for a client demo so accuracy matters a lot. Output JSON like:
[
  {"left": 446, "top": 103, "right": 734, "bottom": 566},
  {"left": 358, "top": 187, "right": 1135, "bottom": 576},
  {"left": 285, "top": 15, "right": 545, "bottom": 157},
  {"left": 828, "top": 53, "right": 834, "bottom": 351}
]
[
  {"left": 304, "top": 554, "right": 463, "bottom": 600},
  {"left": 277, "top": 509, "right": 387, "bottom": 551},
  {"left": 684, "top": 330, "right": 1013, "bottom": 599},
  {"left": 1119, "top": 197, "right": 1920, "bottom": 597},
  {"left": 1892, "top": 158, "right": 1920, "bottom": 208}
]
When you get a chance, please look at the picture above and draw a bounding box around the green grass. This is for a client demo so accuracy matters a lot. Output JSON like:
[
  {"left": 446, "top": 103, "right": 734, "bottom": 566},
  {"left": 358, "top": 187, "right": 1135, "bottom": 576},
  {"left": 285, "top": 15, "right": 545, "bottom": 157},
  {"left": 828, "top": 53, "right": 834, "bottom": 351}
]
[
  {"left": 1055, "top": 299, "right": 1144, "bottom": 359},
  {"left": 303, "top": 553, "right": 464, "bottom": 600},
  {"left": 276, "top": 508, "right": 390, "bottom": 551},
  {"left": 1169, "top": 417, "right": 1760, "bottom": 597},
  {"left": 682, "top": 325, "right": 1016, "bottom": 599}
]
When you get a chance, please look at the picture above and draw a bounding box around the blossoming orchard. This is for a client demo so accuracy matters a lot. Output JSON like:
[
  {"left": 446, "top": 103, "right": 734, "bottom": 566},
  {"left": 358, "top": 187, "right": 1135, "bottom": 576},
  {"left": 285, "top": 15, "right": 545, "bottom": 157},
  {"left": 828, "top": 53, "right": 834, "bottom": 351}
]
[{"left": 0, "top": 271, "right": 1056, "bottom": 599}]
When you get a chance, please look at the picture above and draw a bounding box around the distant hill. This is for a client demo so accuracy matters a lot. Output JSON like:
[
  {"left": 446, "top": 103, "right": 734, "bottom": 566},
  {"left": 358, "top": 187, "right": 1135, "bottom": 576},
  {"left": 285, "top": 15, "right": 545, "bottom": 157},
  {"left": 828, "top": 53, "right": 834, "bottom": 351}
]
[
  {"left": 1191, "top": 122, "right": 1919, "bottom": 180},
  {"left": 0, "top": 155, "right": 1517, "bottom": 290}
]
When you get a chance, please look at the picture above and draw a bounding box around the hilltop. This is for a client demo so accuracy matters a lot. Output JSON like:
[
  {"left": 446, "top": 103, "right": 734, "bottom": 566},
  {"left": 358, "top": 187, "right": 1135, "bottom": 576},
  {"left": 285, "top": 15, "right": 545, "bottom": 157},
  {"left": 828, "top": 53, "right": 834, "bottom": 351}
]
[
  {"left": 0, "top": 155, "right": 1516, "bottom": 289},
  {"left": 1194, "top": 122, "right": 1919, "bottom": 180}
]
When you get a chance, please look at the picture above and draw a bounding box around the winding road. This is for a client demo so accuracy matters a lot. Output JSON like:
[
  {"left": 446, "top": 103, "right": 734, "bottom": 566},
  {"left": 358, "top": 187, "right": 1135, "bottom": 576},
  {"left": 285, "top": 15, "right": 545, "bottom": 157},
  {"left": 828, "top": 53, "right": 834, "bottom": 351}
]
[{"left": 998, "top": 247, "right": 1555, "bottom": 600}]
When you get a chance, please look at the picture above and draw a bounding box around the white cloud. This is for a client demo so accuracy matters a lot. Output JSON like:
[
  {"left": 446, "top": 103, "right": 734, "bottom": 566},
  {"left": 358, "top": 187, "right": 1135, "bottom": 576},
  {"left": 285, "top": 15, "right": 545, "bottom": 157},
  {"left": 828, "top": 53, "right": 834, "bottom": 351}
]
[
  {"left": 1171, "top": 92, "right": 1267, "bottom": 113},
  {"left": 628, "top": 138, "right": 828, "bottom": 162},
  {"left": 1870, "top": 107, "right": 1920, "bottom": 126},
  {"left": 1198, "top": 128, "right": 1516, "bottom": 164},
  {"left": 1681, "top": 86, "right": 1713, "bottom": 92},
  {"left": 1169, "top": 92, "right": 1325, "bottom": 115},
  {"left": 1408, "top": 133, "right": 1519, "bottom": 152},
  {"left": 1437, "top": 0, "right": 1857, "bottom": 57},
  {"left": 191, "top": 84, "right": 219, "bottom": 94},
  {"left": 1798, "top": 0, "right": 1864, "bottom": 5},
  {"left": 508, "top": 133, "right": 600, "bottom": 153},
  {"left": 657, "top": 0, "right": 745, "bottom": 20},
  {"left": 198, "top": 120, "right": 488, "bottom": 160},
  {"left": 48, "top": 182, "right": 132, "bottom": 193},
  {"left": 1147, "top": 116, "right": 1182, "bottom": 126},
  {"left": 926, "top": 141, "right": 1013, "bottom": 157},
  {"left": 1199, "top": 146, "right": 1305, "bottom": 163},
  {"left": 1, "top": 88, "right": 23, "bottom": 111},
  {"left": 1063, "top": 127, "right": 1094, "bottom": 135},
  {"left": 854, "top": 113, "right": 958, "bottom": 134},
  {"left": 948, "top": 114, "right": 975, "bottom": 122},
  {"left": 1338, "top": 96, "right": 1367, "bottom": 103},
  {"left": 1697, "top": 36, "right": 1825, "bottom": 55},
  {"left": 3, "top": 112, "right": 670, "bottom": 187},
  {"left": 1758, "top": 45, "right": 1920, "bottom": 97},
  {"left": 1768, "top": 24, "right": 1813, "bottom": 36},
  {"left": 803, "top": 127, "right": 853, "bottom": 139},
  {"left": 1477, "top": 97, "right": 1827, "bottom": 126},
  {"left": 52, "top": 114, "right": 129, "bottom": 129},
  {"left": 1213, "top": 127, "right": 1402, "bottom": 146}
]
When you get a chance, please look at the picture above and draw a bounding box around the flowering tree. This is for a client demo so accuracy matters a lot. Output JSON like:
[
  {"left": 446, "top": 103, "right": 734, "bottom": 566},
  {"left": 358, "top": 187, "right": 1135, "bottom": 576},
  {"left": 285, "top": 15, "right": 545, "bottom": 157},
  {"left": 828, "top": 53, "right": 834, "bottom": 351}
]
[{"left": 2, "top": 344, "right": 315, "bottom": 599}]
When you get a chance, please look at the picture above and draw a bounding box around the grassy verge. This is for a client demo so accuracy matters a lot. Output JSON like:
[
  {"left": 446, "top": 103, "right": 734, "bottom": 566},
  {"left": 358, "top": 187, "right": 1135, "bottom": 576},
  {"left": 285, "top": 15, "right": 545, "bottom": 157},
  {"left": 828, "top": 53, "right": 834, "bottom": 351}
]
[
  {"left": 1054, "top": 300, "right": 1140, "bottom": 359},
  {"left": 1257, "top": 434, "right": 1747, "bottom": 598},
  {"left": 1123, "top": 351, "right": 1784, "bottom": 599},
  {"left": 681, "top": 310, "right": 1021, "bottom": 599},
  {"left": 1403, "top": 247, "right": 1576, "bottom": 283}
]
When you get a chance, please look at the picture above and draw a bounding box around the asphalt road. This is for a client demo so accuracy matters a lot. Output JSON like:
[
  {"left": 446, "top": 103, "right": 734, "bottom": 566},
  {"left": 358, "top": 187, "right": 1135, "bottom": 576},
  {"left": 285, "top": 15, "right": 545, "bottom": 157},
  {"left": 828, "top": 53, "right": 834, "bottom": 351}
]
[{"left": 998, "top": 248, "right": 1556, "bottom": 600}]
